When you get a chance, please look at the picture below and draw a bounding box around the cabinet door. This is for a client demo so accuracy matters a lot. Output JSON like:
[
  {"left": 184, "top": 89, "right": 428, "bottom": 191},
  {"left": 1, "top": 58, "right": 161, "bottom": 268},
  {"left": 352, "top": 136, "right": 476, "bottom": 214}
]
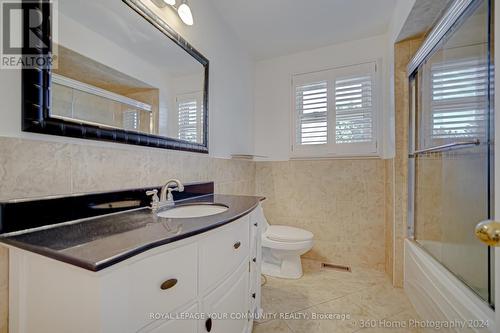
[
  {"left": 199, "top": 216, "right": 249, "bottom": 293},
  {"left": 145, "top": 302, "right": 199, "bottom": 333},
  {"left": 201, "top": 262, "right": 249, "bottom": 333}
]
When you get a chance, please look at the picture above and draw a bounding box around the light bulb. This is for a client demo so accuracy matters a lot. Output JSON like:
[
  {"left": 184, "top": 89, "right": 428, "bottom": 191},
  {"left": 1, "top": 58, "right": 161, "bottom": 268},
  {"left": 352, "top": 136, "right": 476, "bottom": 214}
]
[
  {"left": 150, "top": 0, "right": 175, "bottom": 7},
  {"left": 177, "top": 2, "right": 194, "bottom": 26}
]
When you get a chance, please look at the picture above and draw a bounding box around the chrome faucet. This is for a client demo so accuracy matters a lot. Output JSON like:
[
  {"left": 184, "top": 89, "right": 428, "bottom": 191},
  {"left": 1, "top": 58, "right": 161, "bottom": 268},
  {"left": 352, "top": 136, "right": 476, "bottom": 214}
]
[{"left": 146, "top": 179, "right": 185, "bottom": 212}]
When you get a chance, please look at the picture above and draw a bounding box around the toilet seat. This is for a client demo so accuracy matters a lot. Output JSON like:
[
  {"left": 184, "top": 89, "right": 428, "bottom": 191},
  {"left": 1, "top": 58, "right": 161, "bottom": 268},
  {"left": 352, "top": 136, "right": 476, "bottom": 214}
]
[{"left": 264, "top": 225, "right": 313, "bottom": 243}]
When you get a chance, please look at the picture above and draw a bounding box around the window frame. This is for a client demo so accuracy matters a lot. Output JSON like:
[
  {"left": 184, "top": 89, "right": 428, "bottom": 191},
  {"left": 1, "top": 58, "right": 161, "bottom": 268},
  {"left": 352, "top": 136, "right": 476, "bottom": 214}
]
[{"left": 290, "top": 61, "right": 381, "bottom": 159}]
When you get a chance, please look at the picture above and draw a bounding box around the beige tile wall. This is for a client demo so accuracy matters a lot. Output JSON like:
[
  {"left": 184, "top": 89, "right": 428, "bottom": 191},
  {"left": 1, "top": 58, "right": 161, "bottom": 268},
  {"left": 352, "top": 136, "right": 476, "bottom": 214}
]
[
  {"left": 255, "top": 159, "right": 387, "bottom": 271},
  {"left": 0, "top": 138, "right": 256, "bottom": 201},
  {"left": 390, "top": 37, "right": 424, "bottom": 287},
  {"left": 384, "top": 159, "right": 395, "bottom": 280},
  {"left": 0, "top": 136, "right": 256, "bottom": 333}
]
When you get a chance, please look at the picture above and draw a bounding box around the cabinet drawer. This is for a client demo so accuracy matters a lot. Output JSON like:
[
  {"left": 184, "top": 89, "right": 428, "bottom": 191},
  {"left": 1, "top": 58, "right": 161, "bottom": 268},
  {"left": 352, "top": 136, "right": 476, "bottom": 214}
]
[
  {"left": 199, "top": 216, "right": 250, "bottom": 293},
  {"left": 129, "top": 243, "right": 198, "bottom": 331},
  {"left": 144, "top": 302, "right": 199, "bottom": 333}
]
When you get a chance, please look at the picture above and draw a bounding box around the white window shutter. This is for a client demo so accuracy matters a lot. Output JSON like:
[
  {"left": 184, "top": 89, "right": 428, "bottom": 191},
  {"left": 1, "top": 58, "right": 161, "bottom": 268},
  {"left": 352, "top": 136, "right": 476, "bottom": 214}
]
[
  {"left": 123, "top": 110, "right": 139, "bottom": 130},
  {"left": 295, "top": 81, "right": 328, "bottom": 145},
  {"left": 292, "top": 62, "right": 379, "bottom": 157},
  {"left": 335, "top": 74, "right": 374, "bottom": 144},
  {"left": 177, "top": 94, "right": 202, "bottom": 143},
  {"left": 430, "top": 59, "right": 488, "bottom": 141}
]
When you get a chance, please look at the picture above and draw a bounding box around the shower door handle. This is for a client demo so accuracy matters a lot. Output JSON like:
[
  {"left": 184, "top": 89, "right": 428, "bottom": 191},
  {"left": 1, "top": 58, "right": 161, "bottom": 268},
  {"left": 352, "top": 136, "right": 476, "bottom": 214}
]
[{"left": 475, "top": 220, "right": 500, "bottom": 247}]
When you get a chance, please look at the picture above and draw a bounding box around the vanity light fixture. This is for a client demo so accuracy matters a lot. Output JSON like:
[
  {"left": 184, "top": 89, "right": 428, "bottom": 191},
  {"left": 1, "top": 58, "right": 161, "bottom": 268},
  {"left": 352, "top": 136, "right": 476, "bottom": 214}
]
[
  {"left": 177, "top": 0, "right": 194, "bottom": 26},
  {"left": 151, "top": 0, "right": 194, "bottom": 26}
]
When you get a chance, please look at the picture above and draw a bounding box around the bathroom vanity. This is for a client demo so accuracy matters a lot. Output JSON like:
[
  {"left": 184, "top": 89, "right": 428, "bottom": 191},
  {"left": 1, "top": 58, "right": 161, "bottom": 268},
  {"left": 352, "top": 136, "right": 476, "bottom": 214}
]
[{"left": 0, "top": 182, "right": 263, "bottom": 333}]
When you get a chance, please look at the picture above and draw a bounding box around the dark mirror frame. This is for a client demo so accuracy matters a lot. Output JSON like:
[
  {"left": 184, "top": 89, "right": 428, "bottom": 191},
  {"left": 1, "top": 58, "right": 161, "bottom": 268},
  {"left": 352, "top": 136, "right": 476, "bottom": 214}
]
[{"left": 22, "top": 0, "right": 209, "bottom": 153}]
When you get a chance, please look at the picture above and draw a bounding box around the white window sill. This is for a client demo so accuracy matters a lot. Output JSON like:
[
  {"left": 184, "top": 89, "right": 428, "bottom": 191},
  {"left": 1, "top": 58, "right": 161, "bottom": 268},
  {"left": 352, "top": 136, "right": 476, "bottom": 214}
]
[{"left": 289, "top": 152, "right": 381, "bottom": 160}]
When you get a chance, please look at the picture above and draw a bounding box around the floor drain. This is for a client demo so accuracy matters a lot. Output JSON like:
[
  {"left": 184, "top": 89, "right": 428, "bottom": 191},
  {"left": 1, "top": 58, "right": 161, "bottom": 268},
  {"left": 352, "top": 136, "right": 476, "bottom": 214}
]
[{"left": 321, "top": 263, "right": 351, "bottom": 272}]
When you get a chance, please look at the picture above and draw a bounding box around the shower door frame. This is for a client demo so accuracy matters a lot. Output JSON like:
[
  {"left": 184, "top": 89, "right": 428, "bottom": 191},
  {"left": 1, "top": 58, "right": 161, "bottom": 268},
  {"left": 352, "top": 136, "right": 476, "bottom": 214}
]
[{"left": 493, "top": 0, "right": 499, "bottom": 327}]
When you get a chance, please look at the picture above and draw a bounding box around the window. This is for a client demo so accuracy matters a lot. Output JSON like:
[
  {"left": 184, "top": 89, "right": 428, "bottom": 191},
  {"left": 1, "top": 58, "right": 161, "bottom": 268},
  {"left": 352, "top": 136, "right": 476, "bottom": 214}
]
[
  {"left": 429, "top": 58, "right": 488, "bottom": 141},
  {"left": 292, "top": 62, "right": 378, "bottom": 157},
  {"left": 177, "top": 92, "right": 203, "bottom": 143},
  {"left": 178, "top": 98, "right": 198, "bottom": 142},
  {"left": 123, "top": 110, "right": 139, "bottom": 131}
]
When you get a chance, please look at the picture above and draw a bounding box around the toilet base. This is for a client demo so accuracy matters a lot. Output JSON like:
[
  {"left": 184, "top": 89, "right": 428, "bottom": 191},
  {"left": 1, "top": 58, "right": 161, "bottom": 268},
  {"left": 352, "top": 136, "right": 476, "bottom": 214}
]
[{"left": 262, "top": 254, "right": 303, "bottom": 279}]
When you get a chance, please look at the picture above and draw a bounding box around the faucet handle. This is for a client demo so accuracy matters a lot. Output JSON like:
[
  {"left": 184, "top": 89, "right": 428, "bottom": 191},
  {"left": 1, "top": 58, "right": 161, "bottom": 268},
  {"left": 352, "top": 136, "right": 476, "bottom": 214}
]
[
  {"left": 146, "top": 189, "right": 158, "bottom": 197},
  {"left": 146, "top": 189, "right": 160, "bottom": 211},
  {"left": 166, "top": 187, "right": 176, "bottom": 202}
]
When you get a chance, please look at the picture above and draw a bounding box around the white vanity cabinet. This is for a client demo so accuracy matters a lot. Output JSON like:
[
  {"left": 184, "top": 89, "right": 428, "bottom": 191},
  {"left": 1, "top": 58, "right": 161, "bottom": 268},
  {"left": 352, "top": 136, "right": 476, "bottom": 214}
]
[{"left": 8, "top": 208, "right": 263, "bottom": 333}]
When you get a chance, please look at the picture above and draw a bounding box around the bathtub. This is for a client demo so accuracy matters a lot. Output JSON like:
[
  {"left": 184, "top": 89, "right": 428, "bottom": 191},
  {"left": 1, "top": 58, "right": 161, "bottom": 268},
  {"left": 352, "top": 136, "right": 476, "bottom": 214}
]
[{"left": 404, "top": 240, "right": 495, "bottom": 333}]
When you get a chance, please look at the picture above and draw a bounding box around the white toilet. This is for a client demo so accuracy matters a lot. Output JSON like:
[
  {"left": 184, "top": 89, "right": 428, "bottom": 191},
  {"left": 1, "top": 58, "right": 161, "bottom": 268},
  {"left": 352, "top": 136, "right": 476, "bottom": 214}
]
[{"left": 261, "top": 219, "right": 314, "bottom": 279}]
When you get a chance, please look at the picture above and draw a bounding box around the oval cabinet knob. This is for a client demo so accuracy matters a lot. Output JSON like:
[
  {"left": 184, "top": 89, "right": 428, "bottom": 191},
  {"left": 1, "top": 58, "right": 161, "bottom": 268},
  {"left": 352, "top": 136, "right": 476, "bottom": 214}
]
[
  {"left": 475, "top": 220, "right": 500, "bottom": 247},
  {"left": 234, "top": 241, "right": 241, "bottom": 249},
  {"left": 160, "top": 278, "right": 178, "bottom": 290}
]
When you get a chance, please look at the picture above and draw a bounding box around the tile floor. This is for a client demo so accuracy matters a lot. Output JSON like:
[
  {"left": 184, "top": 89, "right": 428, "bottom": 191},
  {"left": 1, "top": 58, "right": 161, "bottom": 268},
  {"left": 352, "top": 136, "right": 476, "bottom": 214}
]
[{"left": 253, "top": 260, "right": 421, "bottom": 333}]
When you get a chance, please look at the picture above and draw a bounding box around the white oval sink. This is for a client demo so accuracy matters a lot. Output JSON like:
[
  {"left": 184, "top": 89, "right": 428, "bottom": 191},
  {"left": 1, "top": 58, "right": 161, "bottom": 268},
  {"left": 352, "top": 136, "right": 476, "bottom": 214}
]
[{"left": 157, "top": 204, "right": 229, "bottom": 219}]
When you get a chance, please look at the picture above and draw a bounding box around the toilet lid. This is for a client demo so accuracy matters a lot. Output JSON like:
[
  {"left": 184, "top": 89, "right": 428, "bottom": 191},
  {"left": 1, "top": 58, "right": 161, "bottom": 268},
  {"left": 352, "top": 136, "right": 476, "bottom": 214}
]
[{"left": 265, "top": 225, "right": 314, "bottom": 242}]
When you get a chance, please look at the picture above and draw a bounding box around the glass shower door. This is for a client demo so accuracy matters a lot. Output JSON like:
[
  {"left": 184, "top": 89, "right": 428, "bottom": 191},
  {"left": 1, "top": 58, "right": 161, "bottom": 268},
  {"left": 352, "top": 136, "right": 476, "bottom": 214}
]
[{"left": 410, "top": 0, "right": 494, "bottom": 306}]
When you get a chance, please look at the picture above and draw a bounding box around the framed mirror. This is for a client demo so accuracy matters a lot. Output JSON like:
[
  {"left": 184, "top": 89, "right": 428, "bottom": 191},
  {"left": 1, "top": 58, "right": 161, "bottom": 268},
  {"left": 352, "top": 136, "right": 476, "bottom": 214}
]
[{"left": 22, "top": 0, "right": 209, "bottom": 153}]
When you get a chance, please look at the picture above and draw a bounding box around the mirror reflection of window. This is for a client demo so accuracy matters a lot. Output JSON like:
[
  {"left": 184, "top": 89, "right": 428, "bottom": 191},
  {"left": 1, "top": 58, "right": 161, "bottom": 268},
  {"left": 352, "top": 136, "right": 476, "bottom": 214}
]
[
  {"left": 123, "top": 110, "right": 140, "bottom": 131},
  {"left": 176, "top": 93, "right": 203, "bottom": 143}
]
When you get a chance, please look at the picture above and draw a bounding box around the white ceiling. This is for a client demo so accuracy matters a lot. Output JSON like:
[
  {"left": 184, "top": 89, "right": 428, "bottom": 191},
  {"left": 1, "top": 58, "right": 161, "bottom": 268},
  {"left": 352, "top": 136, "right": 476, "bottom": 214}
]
[{"left": 210, "top": 0, "right": 398, "bottom": 60}]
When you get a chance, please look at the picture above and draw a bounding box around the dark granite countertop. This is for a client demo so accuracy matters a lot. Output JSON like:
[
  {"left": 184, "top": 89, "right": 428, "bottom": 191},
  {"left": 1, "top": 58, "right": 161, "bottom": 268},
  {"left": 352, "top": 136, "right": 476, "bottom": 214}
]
[{"left": 0, "top": 194, "right": 262, "bottom": 271}]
